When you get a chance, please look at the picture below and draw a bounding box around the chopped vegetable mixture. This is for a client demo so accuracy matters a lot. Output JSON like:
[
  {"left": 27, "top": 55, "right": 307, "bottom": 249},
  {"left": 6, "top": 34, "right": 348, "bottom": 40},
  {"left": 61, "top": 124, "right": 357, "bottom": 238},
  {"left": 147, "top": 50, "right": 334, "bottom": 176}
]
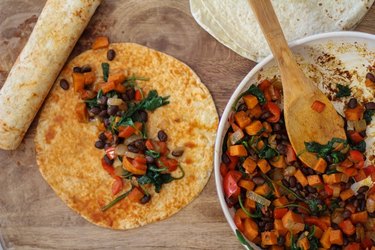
[
  {"left": 222, "top": 76, "right": 375, "bottom": 249},
  {"left": 66, "top": 37, "right": 185, "bottom": 211}
]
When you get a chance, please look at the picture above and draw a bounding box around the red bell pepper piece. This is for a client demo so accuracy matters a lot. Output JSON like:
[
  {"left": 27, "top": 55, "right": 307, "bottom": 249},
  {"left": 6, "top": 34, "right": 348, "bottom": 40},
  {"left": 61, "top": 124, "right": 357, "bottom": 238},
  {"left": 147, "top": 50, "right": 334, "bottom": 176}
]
[
  {"left": 112, "top": 176, "right": 123, "bottom": 195},
  {"left": 105, "top": 146, "right": 116, "bottom": 160},
  {"left": 101, "top": 157, "right": 115, "bottom": 177},
  {"left": 264, "top": 102, "right": 281, "bottom": 123},
  {"left": 324, "top": 184, "right": 333, "bottom": 197},
  {"left": 285, "top": 144, "right": 297, "bottom": 164},
  {"left": 223, "top": 170, "right": 242, "bottom": 202},
  {"left": 348, "top": 130, "right": 364, "bottom": 144},
  {"left": 274, "top": 208, "right": 288, "bottom": 219}
]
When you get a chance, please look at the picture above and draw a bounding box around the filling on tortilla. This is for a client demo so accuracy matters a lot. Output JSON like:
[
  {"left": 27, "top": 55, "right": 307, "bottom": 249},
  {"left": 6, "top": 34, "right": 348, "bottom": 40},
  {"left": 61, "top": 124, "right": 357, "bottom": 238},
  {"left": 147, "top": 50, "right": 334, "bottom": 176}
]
[{"left": 63, "top": 37, "right": 185, "bottom": 211}]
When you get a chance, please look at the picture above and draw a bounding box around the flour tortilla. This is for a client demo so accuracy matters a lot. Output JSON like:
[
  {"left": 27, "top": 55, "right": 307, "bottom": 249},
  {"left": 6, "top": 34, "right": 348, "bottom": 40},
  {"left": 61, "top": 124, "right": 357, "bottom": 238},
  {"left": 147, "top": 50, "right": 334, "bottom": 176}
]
[
  {"left": 190, "top": 0, "right": 374, "bottom": 62},
  {"left": 0, "top": 0, "right": 101, "bottom": 150},
  {"left": 35, "top": 43, "right": 218, "bottom": 230}
]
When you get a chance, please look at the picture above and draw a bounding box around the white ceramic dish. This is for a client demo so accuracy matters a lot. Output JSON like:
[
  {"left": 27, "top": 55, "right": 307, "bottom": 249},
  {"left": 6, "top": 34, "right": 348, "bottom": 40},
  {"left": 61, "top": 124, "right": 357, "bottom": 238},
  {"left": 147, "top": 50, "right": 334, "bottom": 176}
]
[{"left": 214, "top": 31, "right": 375, "bottom": 249}]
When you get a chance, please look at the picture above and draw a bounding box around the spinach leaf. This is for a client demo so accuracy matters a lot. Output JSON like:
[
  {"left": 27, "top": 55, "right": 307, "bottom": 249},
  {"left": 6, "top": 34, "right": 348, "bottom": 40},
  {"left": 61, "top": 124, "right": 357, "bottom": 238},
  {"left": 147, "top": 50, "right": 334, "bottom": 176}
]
[
  {"left": 145, "top": 150, "right": 160, "bottom": 159},
  {"left": 290, "top": 234, "right": 301, "bottom": 250},
  {"left": 364, "top": 109, "right": 374, "bottom": 124},
  {"left": 138, "top": 167, "right": 173, "bottom": 193},
  {"left": 102, "top": 63, "right": 110, "bottom": 82},
  {"left": 232, "top": 85, "right": 266, "bottom": 110},
  {"left": 101, "top": 187, "right": 133, "bottom": 211},
  {"left": 125, "top": 90, "right": 169, "bottom": 118},
  {"left": 306, "top": 199, "right": 327, "bottom": 216},
  {"left": 309, "top": 237, "right": 320, "bottom": 250},
  {"left": 258, "top": 145, "right": 278, "bottom": 159},
  {"left": 351, "top": 140, "right": 366, "bottom": 152},
  {"left": 84, "top": 98, "right": 99, "bottom": 109},
  {"left": 331, "top": 151, "right": 345, "bottom": 163},
  {"left": 336, "top": 84, "right": 351, "bottom": 98},
  {"left": 115, "top": 117, "right": 134, "bottom": 131},
  {"left": 305, "top": 137, "right": 347, "bottom": 159}
]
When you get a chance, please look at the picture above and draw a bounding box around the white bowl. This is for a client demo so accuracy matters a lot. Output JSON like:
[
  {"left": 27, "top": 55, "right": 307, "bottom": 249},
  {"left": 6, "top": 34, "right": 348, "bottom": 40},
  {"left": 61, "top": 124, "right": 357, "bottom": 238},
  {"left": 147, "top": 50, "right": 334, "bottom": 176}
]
[{"left": 214, "top": 31, "right": 375, "bottom": 249}]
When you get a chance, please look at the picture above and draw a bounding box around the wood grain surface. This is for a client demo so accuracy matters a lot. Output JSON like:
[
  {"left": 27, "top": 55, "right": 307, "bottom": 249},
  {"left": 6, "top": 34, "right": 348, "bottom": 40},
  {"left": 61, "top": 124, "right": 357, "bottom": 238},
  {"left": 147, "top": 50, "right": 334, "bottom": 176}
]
[{"left": 0, "top": 1, "right": 374, "bottom": 249}]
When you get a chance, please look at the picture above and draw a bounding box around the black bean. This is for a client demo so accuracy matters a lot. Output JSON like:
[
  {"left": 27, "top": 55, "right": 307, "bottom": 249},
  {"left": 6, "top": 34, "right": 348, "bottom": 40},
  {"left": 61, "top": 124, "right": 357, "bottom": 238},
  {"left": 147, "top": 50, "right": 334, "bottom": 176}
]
[
  {"left": 353, "top": 199, "right": 359, "bottom": 208},
  {"left": 237, "top": 103, "right": 248, "bottom": 112},
  {"left": 301, "top": 167, "right": 309, "bottom": 175},
  {"left": 347, "top": 196, "right": 356, "bottom": 204},
  {"left": 258, "top": 221, "right": 265, "bottom": 227},
  {"left": 307, "top": 168, "right": 315, "bottom": 175},
  {"left": 104, "top": 143, "right": 112, "bottom": 150},
  {"left": 172, "top": 149, "right": 184, "bottom": 157},
  {"left": 356, "top": 193, "right": 365, "bottom": 200},
  {"left": 59, "top": 79, "right": 69, "bottom": 90},
  {"left": 306, "top": 186, "right": 317, "bottom": 194},
  {"left": 281, "top": 179, "right": 290, "bottom": 188},
  {"left": 99, "top": 110, "right": 108, "bottom": 118},
  {"left": 136, "top": 110, "right": 148, "bottom": 122},
  {"left": 326, "top": 155, "right": 334, "bottom": 164},
  {"left": 158, "top": 130, "right": 168, "bottom": 142},
  {"left": 345, "top": 182, "right": 352, "bottom": 190},
  {"left": 104, "top": 118, "right": 110, "bottom": 128},
  {"left": 331, "top": 223, "right": 339, "bottom": 230},
  {"left": 296, "top": 182, "right": 303, "bottom": 190},
  {"left": 73, "top": 66, "right": 82, "bottom": 73},
  {"left": 134, "top": 140, "right": 146, "bottom": 151},
  {"left": 272, "top": 123, "right": 281, "bottom": 132},
  {"left": 263, "top": 217, "right": 272, "bottom": 222},
  {"left": 358, "top": 186, "right": 369, "bottom": 194},
  {"left": 103, "top": 155, "right": 113, "bottom": 165},
  {"left": 366, "top": 72, "right": 375, "bottom": 82},
  {"left": 343, "top": 237, "right": 349, "bottom": 246},
  {"left": 127, "top": 144, "right": 139, "bottom": 153},
  {"left": 89, "top": 107, "right": 101, "bottom": 115},
  {"left": 276, "top": 144, "right": 287, "bottom": 155},
  {"left": 365, "top": 101, "right": 375, "bottom": 110},
  {"left": 260, "top": 111, "right": 272, "bottom": 120},
  {"left": 222, "top": 154, "right": 230, "bottom": 164},
  {"left": 369, "top": 212, "right": 375, "bottom": 218},
  {"left": 252, "top": 176, "right": 265, "bottom": 185},
  {"left": 264, "top": 222, "right": 273, "bottom": 231},
  {"left": 107, "top": 106, "right": 119, "bottom": 116},
  {"left": 126, "top": 88, "right": 135, "bottom": 100},
  {"left": 107, "top": 49, "right": 116, "bottom": 61},
  {"left": 146, "top": 155, "right": 155, "bottom": 164},
  {"left": 359, "top": 130, "right": 366, "bottom": 137},
  {"left": 99, "top": 132, "right": 107, "bottom": 141},
  {"left": 280, "top": 134, "right": 288, "bottom": 141},
  {"left": 277, "top": 236, "right": 285, "bottom": 246},
  {"left": 347, "top": 98, "right": 358, "bottom": 109},
  {"left": 330, "top": 245, "right": 340, "bottom": 250},
  {"left": 358, "top": 199, "right": 366, "bottom": 211},
  {"left": 81, "top": 65, "right": 92, "bottom": 73},
  {"left": 339, "top": 201, "right": 346, "bottom": 208},
  {"left": 95, "top": 140, "right": 105, "bottom": 149},
  {"left": 99, "top": 96, "right": 108, "bottom": 105},
  {"left": 289, "top": 176, "right": 297, "bottom": 188},
  {"left": 140, "top": 195, "right": 151, "bottom": 204}
]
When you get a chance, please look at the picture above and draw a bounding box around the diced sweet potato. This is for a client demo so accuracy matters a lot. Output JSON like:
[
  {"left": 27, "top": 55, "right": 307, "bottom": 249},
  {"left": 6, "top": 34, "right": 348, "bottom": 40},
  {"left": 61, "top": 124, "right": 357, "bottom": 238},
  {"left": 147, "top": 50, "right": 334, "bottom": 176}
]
[
  {"left": 245, "top": 120, "right": 263, "bottom": 135},
  {"left": 107, "top": 73, "right": 126, "bottom": 84},
  {"left": 245, "top": 198, "right": 256, "bottom": 210},
  {"left": 340, "top": 189, "right": 354, "bottom": 201},
  {"left": 261, "top": 231, "right": 278, "bottom": 246},
  {"left": 294, "top": 169, "right": 308, "bottom": 187},
  {"left": 243, "top": 157, "right": 257, "bottom": 173},
  {"left": 307, "top": 175, "right": 322, "bottom": 187},
  {"left": 320, "top": 227, "right": 332, "bottom": 249},
  {"left": 314, "top": 226, "right": 323, "bottom": 239},
  {"left": 273, "top": 196, "right": 288, "bottom": 207},
  {"left": 281, "top": 210, "right": 304, "bottom": 234},
  {"left": 254, "top": 184, "right": 271, "bottom": 196},
  {"left": 274, "top": 219, "right": 287, "bottom": 236},
  {"left": 229, "top": 145, "right": 248, "bottom": 157},
  {"left": 323, "top": 173, "right": 343, "bottom": 184},
  {"left": 344, "top": 105, "right": 364, "bottom": 121},
  {"left": 243, "top": 218, "right": 258, "bottom": 241},
  {"left": 256, "top": 140, "right": 265, "bottom": 150},
  {"left": 92, "top": 36, "right": 109, "bottom": 50},
  {"left": 270, "top": 246, "right": 283, "bottom": 250},
  {"left": 344, "top": 243, "right": 361, "bottom": 250},
  {"left": 269, "top": 156, "right": 286, "bottom": 168},
  {"left": 238, "top": 179, "right": 255, "bottom": 191},
  {"left": 257, "top": 159, "right": 271, "bottom": 173},
  {"left": 83, "top": 71, "right": 96, "bottom": 85},
  {"left": 330, "top": 229, "right": 343, "bottom": 245},
  {"left": 350, "top": 211, "right": 368, "bottom": 224},
  {"left": 234, "top": 111, "right": 251, "bottom": 129},
  {"left": 248, "top": 104, "right": 262, "bottom": 118},
  {"left": 73, "top": 72, "right": 85, "bottom": 92},
  {"left": 297, "top": 237, "right": 310, "bottom": 250},
  {"left": 243, "top": 94, "right": 259, "bottom": 109},
  {"left": 312, "top": 158, "right": 327, "bottom": 173},
  {"left": 339, "top": 220, "right": 355, "bottom": 236}
]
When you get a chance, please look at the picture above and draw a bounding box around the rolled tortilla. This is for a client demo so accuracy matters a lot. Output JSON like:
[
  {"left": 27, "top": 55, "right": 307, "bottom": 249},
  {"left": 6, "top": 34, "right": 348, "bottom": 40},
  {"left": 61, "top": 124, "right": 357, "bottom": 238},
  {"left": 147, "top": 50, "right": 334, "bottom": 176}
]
[{"left": 0, "top": 0, "right": 101, "bottom": 150}]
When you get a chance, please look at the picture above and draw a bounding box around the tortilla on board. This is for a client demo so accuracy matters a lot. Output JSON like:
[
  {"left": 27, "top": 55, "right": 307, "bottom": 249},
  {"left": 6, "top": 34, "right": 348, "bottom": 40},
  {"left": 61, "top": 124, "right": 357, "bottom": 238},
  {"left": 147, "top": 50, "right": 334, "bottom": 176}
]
[
  {"left": 190, "top": 0, "right": 374, "bottom": 62},
  {"left": 0, "top": 0, "right": 101, "bottom": 150},
  {"left": 35, "top": 43, "right": 218, "bottom": 229}
]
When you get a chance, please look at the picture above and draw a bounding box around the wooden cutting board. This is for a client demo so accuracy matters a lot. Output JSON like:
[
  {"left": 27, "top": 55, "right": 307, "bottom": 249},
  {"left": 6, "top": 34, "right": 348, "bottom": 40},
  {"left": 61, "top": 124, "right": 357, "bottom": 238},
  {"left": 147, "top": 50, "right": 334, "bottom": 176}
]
[{"left": 0, "top": 1, "right": 374, "bottom": 249}]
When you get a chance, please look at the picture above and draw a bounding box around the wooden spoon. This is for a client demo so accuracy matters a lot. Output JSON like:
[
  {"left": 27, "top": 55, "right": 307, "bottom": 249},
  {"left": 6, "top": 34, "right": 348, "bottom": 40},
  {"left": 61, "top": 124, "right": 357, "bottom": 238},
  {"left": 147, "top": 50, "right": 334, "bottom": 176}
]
[{"left": 247, "top": 0, "right": 346, "bottom": 168}]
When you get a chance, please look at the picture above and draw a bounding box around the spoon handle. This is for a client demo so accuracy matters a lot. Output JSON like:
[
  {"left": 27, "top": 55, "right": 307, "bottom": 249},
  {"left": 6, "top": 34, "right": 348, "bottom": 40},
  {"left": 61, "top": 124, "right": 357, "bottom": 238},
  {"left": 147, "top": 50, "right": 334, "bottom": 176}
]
[{"left": 247, "top": 0, "right": 314, "bottom": 95}]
